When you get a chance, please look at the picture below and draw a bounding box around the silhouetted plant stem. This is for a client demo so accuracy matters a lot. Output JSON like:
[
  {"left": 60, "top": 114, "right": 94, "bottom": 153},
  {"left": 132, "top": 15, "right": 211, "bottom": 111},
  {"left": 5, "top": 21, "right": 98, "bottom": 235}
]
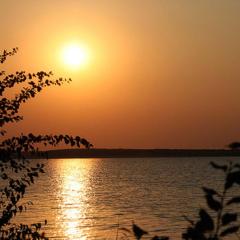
[
  {"left": 182, "top": 161, "right": 240, "bottom": 240},
  {"left": 215, "top": 165, "right": 230, "bottom": 237},
  {"left": 215, "top": 162, "right": 233, "bottom": 238},
  {"left": 215, "top": 187, "right": 226, "bottom": 237}
]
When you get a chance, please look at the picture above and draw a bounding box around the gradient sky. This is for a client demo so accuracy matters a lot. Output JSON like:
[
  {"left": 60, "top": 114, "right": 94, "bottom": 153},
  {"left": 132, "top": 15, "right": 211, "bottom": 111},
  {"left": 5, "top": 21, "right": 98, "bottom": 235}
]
[{"left": 1, "top": 0, "right": 240, "bottom": 148}]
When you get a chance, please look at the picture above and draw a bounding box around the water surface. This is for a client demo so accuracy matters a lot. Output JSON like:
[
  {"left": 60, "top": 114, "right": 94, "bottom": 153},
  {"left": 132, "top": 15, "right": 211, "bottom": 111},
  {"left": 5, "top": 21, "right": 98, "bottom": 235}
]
[{"left": 14, "top": 157, "right": 240, "bottom": 239}]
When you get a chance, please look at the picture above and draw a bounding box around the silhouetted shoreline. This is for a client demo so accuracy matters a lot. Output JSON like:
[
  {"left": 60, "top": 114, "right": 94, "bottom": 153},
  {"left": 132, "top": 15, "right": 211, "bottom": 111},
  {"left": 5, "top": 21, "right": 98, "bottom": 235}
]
[{"left": 29, "top": 148, "right": 240, "bottom": 159}]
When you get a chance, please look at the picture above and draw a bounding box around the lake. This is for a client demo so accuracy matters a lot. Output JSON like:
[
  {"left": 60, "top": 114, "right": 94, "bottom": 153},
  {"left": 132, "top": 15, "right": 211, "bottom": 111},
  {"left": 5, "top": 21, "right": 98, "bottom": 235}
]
[{"left": 12, "top": 157, "right": 240, "bottom": 239}]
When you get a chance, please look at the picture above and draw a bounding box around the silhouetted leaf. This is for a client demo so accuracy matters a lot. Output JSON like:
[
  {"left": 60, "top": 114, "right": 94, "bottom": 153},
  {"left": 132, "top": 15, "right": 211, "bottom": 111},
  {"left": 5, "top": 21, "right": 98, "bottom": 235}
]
[
  {"left": 202, "top": 187, "right": 218, "bottom": 196},
  {"left": 225, "top": 171, "right": 240, "bottom": 189},
  {"left": 205, "top": 194, "right": 222, "bottom": 211},
  {"left": 1, "top": 173, "right": 8, "bottom": 179},
  {"left": 220, "top": 226, "right": 239, "bottom": 237},
  {"left": 227, "top": 196, "right": 240, "bottom": 205},
  {"left": 196, "top": 209, "right": 214, "bottom": 232},
  {"left": 233, "top": 163, "right": 240, "bottom": 169},
  {"left": 222, "top": 213, "right": 237, "bottom": 226},
  {"left": 210, "top": 161, "right": 227, "bottom": 172},
  {"left": 132, "top": 223, "right": 148, "bottom": 239},
  {"left": 182, "top": 227, "right": 206, "bottom": 240}
]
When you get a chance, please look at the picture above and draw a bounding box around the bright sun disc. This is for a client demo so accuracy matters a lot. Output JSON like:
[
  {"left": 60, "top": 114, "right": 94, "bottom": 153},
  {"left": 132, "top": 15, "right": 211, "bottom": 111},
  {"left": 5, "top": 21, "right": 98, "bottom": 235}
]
[{"left": 62, "top": 44, "right": 89, "bottom": 68}]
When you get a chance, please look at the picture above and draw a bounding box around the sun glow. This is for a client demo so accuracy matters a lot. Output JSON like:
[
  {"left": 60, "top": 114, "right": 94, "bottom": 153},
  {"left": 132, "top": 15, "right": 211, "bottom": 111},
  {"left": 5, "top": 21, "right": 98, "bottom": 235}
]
[{"left": 62, "top": 43, "right": 89, "bottom": 69}]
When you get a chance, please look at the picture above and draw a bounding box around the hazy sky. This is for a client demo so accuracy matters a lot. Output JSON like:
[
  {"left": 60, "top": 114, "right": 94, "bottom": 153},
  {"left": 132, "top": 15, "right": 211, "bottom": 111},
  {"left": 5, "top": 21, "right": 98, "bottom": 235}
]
[{"left": 1, "top": 0, "right": 240, "bottom": 148}]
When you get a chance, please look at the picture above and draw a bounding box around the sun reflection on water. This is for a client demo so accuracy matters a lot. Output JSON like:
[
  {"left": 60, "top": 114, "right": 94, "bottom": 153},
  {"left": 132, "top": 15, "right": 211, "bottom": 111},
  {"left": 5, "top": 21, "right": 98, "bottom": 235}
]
[{"left": 57, "top": 159, "right": 95, "bottom": 240}]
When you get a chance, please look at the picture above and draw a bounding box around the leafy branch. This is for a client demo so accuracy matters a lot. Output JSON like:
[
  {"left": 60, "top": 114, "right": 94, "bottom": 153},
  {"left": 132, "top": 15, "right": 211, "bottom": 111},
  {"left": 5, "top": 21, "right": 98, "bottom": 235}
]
[
  {"left": 0, "top": 48, "right": 92, "bottom": 239},
  {"left": 182, "top": 161, "right": 240, "bottom": 240}
]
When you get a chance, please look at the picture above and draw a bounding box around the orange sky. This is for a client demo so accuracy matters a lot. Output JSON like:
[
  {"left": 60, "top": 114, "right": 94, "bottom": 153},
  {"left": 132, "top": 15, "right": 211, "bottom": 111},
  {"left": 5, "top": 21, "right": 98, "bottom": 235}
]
[{"left": 1, "top": 0, "right": 240, "bottom": 149}]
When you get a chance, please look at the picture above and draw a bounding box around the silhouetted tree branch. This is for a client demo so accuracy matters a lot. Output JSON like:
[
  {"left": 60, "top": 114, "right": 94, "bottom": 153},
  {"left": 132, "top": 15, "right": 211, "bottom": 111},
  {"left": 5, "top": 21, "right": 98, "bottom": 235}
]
[{"left": 0, "top": 48, "right": 92, "bottom": 239}]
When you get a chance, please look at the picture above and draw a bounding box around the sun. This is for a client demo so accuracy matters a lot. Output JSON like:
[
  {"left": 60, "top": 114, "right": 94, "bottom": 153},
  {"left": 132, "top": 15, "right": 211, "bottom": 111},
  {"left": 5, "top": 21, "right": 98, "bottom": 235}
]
[{"left": 62, "top": 43, "right": 89, "bottom": 69}]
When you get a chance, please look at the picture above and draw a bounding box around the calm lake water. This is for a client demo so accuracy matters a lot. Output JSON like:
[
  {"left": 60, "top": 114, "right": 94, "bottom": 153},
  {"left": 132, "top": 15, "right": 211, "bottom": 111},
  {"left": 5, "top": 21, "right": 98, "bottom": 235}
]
[{"left": 13, "top": 157, "right": 240, "bottom": 239}]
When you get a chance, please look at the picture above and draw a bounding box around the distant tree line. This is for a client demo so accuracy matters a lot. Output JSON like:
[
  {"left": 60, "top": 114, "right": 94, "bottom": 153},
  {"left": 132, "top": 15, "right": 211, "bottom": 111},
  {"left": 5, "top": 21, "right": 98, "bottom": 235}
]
[{"left": 228, "top": 142, "right": 240, "bottom": 150}]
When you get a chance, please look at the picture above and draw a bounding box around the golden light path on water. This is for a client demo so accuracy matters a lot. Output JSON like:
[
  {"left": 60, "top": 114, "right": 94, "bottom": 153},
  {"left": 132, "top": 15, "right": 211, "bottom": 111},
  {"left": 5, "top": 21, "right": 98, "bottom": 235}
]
[
  {"left": 12, "top": 157, "right": 240, "bottom": 239},
  {"left": 62, "top": 174, "right": 84, "bottom": 239},
  {"left": 57, "top": 159, "right": 95, "bottom": 240}
]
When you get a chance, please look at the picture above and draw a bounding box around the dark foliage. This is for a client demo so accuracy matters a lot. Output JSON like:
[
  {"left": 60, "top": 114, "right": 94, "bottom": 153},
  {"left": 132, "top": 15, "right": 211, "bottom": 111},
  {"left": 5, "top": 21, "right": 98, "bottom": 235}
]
[
  {"left": 228, "top": 142, "right": 240, "bottom": 150},
  {"left": 119, "top": 160, "right": 240, "bottom": 240},
  {"left": 0, "top": 48, "right": 92, "bottom": 239},
  {"left": 132, "top": 221, "right": 148, "bottom": 240},
  {"left": 182, "top": 161, "right": 240, "bottom": 240}
]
